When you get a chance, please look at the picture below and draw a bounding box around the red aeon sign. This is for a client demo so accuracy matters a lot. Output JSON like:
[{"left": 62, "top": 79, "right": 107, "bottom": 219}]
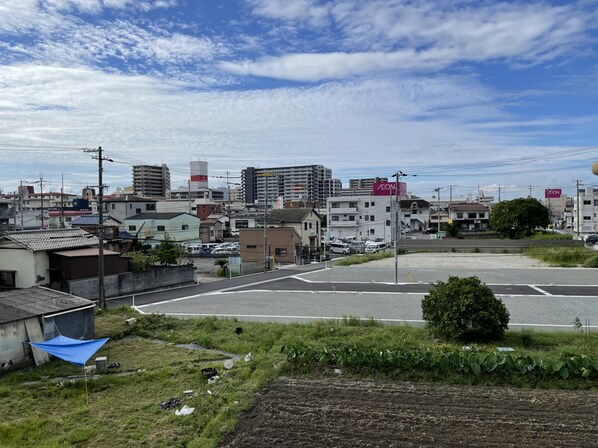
[
  {"left": 191, "top": 175, "right": 208, "bottom": 182},
  {"left": 373, "top": 182, "right": 406, "bottom": 196},
  {"left": 544, "top": 188, "right": 562, "bottom": 199}
]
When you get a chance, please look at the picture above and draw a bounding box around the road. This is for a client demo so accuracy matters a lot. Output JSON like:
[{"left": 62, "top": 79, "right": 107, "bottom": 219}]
[{"left": 110, "top": 256, "right": 598, "bottom": 331}]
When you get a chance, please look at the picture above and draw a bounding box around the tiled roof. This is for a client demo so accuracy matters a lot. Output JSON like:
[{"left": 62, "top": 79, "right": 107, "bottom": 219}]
[
  {"left": 71, "top": 215, "right": 120, "bottom": 226},
  {"left": 261, "top": 208, "right": 319, "bottom": 224},
  {"left": 1, "top": 228, "right": 98, "bottom": 251},
  {"left": 0, "top": 287, "right": 94, "bottom": 324}
]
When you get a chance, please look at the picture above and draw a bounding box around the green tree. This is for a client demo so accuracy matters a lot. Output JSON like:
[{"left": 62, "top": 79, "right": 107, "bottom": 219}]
[
  {"left": 421, "top": 276, "right": 510, "bottom": 341},
  {"left": 154, "top": 234, "right": 183, "bottom": 266},
  {"left": 489, "top": 198, "right": 549, "bottom": 238},
  {"left": 127, "top": 250, "right": 158, "bottom": 272}
]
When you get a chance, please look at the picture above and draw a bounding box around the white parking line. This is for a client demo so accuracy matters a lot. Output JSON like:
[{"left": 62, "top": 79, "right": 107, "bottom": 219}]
[{"left": 529, "top": 285, "right": 552, "bottom": 295}]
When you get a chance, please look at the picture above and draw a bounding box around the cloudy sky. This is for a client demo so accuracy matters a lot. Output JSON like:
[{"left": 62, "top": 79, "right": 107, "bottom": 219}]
[{"left": 0, "top": 0, "right": 597, "bottom": 200}]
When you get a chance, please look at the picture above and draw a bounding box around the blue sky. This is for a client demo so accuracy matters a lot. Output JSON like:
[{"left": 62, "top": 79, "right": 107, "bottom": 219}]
[{"left": 0, "top": 0, "right": 597, "bottom": 201}]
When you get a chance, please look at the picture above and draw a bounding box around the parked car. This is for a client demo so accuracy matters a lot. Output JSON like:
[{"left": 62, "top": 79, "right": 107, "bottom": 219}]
[
  {"left": 329, "top": 242, "right": 350, "bottom": 255},
  {"left": 365, "top": 241, "right": 388, "bottom": 253},
  {"left": 349, "top": 241, "right": 366, "bottom": 254},
  {"left": 422, "top": 227, "right": 437, "bottom": 234}
]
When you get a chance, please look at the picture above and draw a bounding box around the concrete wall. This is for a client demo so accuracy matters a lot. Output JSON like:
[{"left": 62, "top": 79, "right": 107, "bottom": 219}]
[
  {"left": 0, "top": 248, "right": 50, "bottom": 288},
  {"left": 67, "top": 264, "right": 195, "bottom": 299}
]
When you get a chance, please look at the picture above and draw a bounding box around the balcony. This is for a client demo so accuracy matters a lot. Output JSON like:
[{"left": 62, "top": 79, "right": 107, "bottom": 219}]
[
  {"left": 329, "top": 220, "right": 358, "bottom": 227},
  {"left": 329, "top": 207, "right": 358, "bottom": 214}
]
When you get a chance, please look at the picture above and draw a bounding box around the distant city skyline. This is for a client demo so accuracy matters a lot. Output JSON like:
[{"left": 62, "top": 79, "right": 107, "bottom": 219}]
[{"left": 0, "top": 1, "right": 597, "bottom": 200}]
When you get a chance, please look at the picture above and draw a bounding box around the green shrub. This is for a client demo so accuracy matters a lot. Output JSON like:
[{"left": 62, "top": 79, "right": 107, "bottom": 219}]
[
  {"left": 583, "top": 255, "right": 598, "bottom": 268},
  {"left": 421, "top": 276, "right": 510, "bottom": 341}
]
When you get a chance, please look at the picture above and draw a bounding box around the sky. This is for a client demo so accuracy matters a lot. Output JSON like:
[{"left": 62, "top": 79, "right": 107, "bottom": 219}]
[{"left": 0, "top": 0, "right": 597, "bottom": 201}]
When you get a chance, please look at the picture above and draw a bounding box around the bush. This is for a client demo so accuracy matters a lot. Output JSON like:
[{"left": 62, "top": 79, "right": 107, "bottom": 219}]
[
  {"left": 584, "top": 255, "right": 598, "bottom": 268},
  {"left": 421, "top": 276, "right": 510, "bottom": 341}
]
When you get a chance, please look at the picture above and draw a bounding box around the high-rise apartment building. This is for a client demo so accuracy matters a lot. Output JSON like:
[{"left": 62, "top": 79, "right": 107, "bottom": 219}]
[
  {"left": 132, "top": 164, "right": 171, "bottom": 198},
  {"left": 241, "top": 164, "right": 338, "bottom": 207}
]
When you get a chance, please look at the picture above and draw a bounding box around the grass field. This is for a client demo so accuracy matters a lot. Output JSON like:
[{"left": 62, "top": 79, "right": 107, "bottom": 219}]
[
  {"left": 525, "top": 246, "right": 598, "bottom": 267},
  {"left": 1, "top": 309, "right": 597, "bottom": 447}
]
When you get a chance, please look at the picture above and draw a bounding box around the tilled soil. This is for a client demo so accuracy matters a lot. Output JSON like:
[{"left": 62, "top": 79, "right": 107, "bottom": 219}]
[{"left": 220, "top": 377, "right": 598, "bottom": 447}]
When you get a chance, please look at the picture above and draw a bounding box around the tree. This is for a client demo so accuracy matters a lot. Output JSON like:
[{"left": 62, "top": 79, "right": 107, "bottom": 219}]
[
  {"left": 421, "top": 276, "right": 510, "bottom": 341},
  {"left": 489, "top": 198, "right": 549, "bottom": 238},
  {"left": 154, "top": 234, "right": 183, "bottom": 266}
]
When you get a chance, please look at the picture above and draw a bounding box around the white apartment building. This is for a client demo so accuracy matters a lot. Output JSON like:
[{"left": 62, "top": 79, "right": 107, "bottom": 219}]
[
  {"left": 327, "top": 195, "right": 401, "bottom": 242},
  {"left": 574, "top": 187, "right": 598, "bottom": 233}
]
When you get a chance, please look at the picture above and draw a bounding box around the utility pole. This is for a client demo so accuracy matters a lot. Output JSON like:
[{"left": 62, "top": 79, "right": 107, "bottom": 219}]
[
  {"left": 60, "top": 174, "right": 65, "bottom": 228},
  {"left": 528, "top": 185, "right": 532, "bottom": 198},
  {"left": 498, "top": 185, "right": 501, "bottom": 203},
  {"left": 393, "top": 172, "right": 401, "bottom": 284},
  {"left": 434, "top": 187, "right": 442, "bottom": 232},
  {"left": 83, "top": 146, "right": 113, "bottom": 309},
  {"left": 19, "top": 180, "right": 24, "bottom": 231},
  {"left": 39, "top": 173, "right": 44, "bottom": 229},
  {"left": 263, "top": 176, "right": 268, "bottom": 272}
]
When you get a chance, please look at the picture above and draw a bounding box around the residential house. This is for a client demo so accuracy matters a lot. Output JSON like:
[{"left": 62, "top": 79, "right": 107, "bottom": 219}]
[
  {"left": 327, "top": 196, "right": 398, "bottom": 242},
  {"left": 103, "top": 195, "right": 157, "bottom": 226},
  {"left": 260, "top": 208, "right": 321, "bottom": 251},
  {"left": 124, "top": 212, "right": 200, "bottom": 246},
  {"left": 400, "top": 199, "right": 431, "bottom": 232},
  {"left": 0, "top": 287, "right": 95, "bottom": 367},
  {"left": 573, "top": 187, "right": 598, "bottom": 234},
  {"left": 239, "top": 227, "right": 301, "bottom": 265},
  {"left": 448, "top": 202, "right": 490, "bottom": 231},
  {"left": 200, "top": 215, "right": 226, "bottom": 242},
  {"left": 0, "top": 229, "right": 99, "bottom": 289}
]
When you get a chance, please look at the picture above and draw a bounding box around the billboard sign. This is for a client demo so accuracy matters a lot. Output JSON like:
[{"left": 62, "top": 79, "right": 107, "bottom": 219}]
[
  {"left": 544, "top": 188, "right": 562, "bottom": 199},
  {"left": 373, "top": 181, "right": 406, "bottom": 197}
]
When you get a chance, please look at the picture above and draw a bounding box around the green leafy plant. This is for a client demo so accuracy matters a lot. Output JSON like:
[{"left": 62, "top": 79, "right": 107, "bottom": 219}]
[
  {"left": 153, "top": 233, "right": 184, "bottom": 265},
  {"left": 421, "top": 276, "right": 510, "bottom": 341}
]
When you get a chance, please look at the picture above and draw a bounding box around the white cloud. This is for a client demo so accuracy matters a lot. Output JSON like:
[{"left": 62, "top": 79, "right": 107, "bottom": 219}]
[
  {"left": 2, "top": 63, "right": 580, "bottom": 193},
  {"left": 240, "top": 0, "right": 594, "bottom": 81}
]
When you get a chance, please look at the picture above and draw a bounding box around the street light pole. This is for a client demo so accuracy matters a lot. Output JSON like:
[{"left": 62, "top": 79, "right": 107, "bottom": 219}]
[
  {"left": 393, "top": 172, "right": 401, "bottom": 284},
  {"left": 434, "top": 187, "right": 442, "bottom": 234}
]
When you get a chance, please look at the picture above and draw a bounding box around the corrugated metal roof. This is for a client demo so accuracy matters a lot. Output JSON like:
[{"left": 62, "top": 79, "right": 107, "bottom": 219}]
[
  {"left": 125, "top": 212, "right": 198, "bottom": 220},
  {"left": 1, "top": 228, "right": 99, "bottom": 251},
  {"left": 103, "top": 195, "right": 157, "bottom": 203},
  {"left": 0, "top": 287, "right": 94, "bottom": 324},
  {"left": 52, "top": 248, "right": 120, "bottom": 257}
]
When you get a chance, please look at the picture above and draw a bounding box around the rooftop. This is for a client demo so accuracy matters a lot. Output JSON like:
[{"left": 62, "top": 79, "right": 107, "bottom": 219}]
[
  {"left": 0, "top": 228, "right": 99, "bottom": 251},
  {"left": 0, "top": 287, "right": 94, "bottom": 324}
]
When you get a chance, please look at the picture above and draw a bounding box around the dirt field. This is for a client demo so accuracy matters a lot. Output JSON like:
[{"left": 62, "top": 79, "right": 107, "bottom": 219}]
[{"left": 220, "top": 377, "right": 598, "bottom": 447}]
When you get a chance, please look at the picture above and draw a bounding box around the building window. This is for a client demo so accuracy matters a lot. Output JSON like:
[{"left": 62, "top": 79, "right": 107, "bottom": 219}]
[
  {"left": 129, "top": 204, "right": 132, "bottom": 209},
  {"left": 365, "top": 215, "right": 369, "bottom": 221},
  {"left": 584, "top": 216, "right": 591, "bottom": 221},
  {"left": 386, "top": 220, "right": 391, "bottom": 226},
  {"left": 457, "top": 213, "right": 463, "bottom": 219},
  {"left": 236, "top": 220, "right": 249, "bottom": 228},
  {"left": 136, "top": 208, "right": 141, "bottom": 214},
  {"left": 594, "top": 200, "right": 598, "bottom": 206},
  {"left": 371, "top": 202, "right": 375, "bottom": 206},
  {"left": 370, "top": 215, "right": 374, "bottom": 221},
  {"left": 331, "top": 203, "right": 339, "bottom": 208},
  {"left": 468, "top": 213, "right": 476, "bottom": 219},
  {"left": 349, "top": 202, "right": 357, "bottom": 208},
  {"left": 275, "top": 248, "right": 287, "bottom": 256},
  {"left": 246, "top": 245, "right": 257, "bottom": 249},
  {"left": 386, "top": 206, "right": 390, "bottom": 213},
  {"left": 304, "top": 222, "right": 308, "bottom": 230},
  {"left": 331, "top": 216, "right": 339, "bottom": 221},
  {"left": 111, "top": 204, "right": 115, "bottom": 210},
  {"left": 365, "top": 202, "right": 369, "bottom": 208},
  {"left": 146, "top": 204, "right": 155, "bottom": 211},
  {"left": 157, "top": 225, "right": 165, "bottom": 231},
  {"left": 309, "top": 222, "right": 312, "bottom": 229},
  {"left": 128, "top": 225, "right": 136, "bottom": 231},
  {"left": 584, "top": 200, "right": 592, "bottom": 205},
  {"left": 182, "top": 224, "right": 188, "bottom": 230},
  {"left": 369, "top": 229, "right": 375, "bottom": 235},
  {"left": 349, "top": 216, "right": 355, "bottom": 221}
]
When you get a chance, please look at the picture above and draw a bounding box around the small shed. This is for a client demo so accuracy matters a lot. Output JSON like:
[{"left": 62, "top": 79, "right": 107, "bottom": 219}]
[{"left": 0, "top": 287, "right": 95, "bottom": 367}]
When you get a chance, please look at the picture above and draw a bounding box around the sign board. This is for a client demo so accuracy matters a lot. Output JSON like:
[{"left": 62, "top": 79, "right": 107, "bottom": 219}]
[
  {"left": 544, "top": 188, "right": 562, "bottom": 199},
  {"left": 373, "top": 181, "right": 406, "bottom": 197}
]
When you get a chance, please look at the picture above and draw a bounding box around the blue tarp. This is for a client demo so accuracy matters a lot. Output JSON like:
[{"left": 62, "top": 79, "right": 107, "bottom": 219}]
[{"left": 30, "top": 335, "right": 110, "bottom": 366}]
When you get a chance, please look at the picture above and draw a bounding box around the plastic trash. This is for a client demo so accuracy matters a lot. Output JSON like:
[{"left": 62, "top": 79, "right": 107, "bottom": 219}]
[
  {"left": 201, "top": 367, "right": 218, "bottom": 378},
  {"left": 497, "top": 347, "right": 515, "bottom": 352},
  {"left": 207, "top": 375, "right": 220, "bottom": 384},
  {"left": 333, "top": 368, "right": 342, "bottom": 375},
  {"left": 244, "top": 352, "right": 253, "bottom": 362},
  {"left": 224, "top": 360, "right": 234, "bottom": 370},
  {"left": 175, "top": 405, "right": 195, "bottom": 416}
]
